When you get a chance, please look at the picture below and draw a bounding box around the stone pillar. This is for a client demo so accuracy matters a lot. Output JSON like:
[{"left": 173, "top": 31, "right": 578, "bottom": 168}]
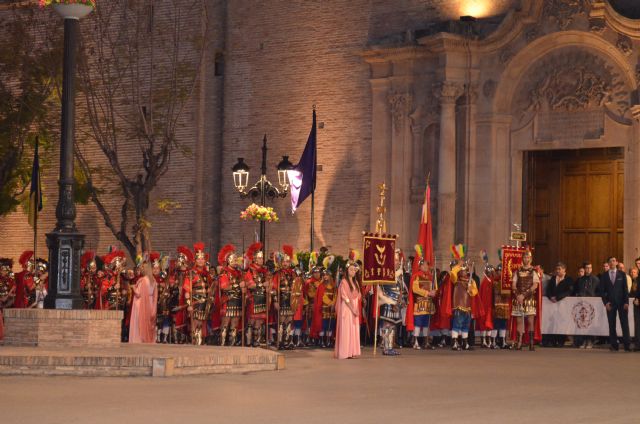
[
  {"left": 388, "top": 90, "right": 413, "bottom": 248},
  {"left": 435, "top": 82, "right": 463, "bottom": 258},
  {"left": 625, "top": 105, "right": 640, "bottom": 265},
  {"left": 369, "top": 79, "right": 392, "bottom": 231},
  {"left": 456, "top": 88, "right": 478, "bottom": 246}
]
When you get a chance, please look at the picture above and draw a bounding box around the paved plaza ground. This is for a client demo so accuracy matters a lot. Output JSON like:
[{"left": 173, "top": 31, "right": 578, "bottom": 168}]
[{"left": 0, "top": 346, "right": 638, "bottom": 424}]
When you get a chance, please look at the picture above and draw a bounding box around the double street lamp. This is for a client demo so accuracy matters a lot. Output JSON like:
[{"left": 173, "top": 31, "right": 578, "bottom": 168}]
[{"left": 232, "top": 135, "right": 293, "bottom": 250}]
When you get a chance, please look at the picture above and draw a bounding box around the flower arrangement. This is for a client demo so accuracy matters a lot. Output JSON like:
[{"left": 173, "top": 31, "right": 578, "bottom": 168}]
[
  {"left": 39, "top": 0, "right": 96, "bottom": 8},
  {"left": 240, "top": 203, "right": 279, "bottom": 222}
]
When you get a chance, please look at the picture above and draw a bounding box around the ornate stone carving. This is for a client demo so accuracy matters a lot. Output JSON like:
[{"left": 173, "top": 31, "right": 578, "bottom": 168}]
[
  {"left": 589, "top": 17, "right": 606, "bottom": 35},
  {"left": 388, "top": 91, "right": 412, "bottom": 131},
  {"left": 433, "top": 81, "right": 463, "bottom": 104},
  {"left": 513, "top": 48, "right": 630, "bottom": 125},
  {"left": 616, "top": 33, "right": 633, "bottom": 57},
  {"left": 525, "top": 28, "right": 539, "bottom": 43},
  {"left": 483, "top": 79, "right": 497, "bottom": 99},
  {"left": 526, "top": 67, "right": 610, "bottom": 112},
  {"left": 500, "top": 48, "right": 513, "bottom": 65},
  {"left": 543, "top": 0, "right": 590, "bottom": 31}
]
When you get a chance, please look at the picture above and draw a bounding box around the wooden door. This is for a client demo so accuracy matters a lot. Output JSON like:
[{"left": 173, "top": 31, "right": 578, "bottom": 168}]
[{"left": 526, "top": 148, "right": 624, "bottom": 275}]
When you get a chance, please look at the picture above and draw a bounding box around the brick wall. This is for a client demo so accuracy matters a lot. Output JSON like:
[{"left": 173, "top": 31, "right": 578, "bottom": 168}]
[{"left": 0, "top": 0, "right": 521, "bottom": 264}]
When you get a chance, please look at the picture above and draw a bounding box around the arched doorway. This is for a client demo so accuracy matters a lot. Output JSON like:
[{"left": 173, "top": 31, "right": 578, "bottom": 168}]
[{"left": 490, "top": 31, "right": 637, "bottom": 267}]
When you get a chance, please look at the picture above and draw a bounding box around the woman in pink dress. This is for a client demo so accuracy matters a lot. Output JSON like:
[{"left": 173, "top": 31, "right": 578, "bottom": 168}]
[
  {"left": 334, "top": 257, "right": 362, "bottom": 359},
  {"left": 129, "top": 259, "right": 158, "bottom": 344}
]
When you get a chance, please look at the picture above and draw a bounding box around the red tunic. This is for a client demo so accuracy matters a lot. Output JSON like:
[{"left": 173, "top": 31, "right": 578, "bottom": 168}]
[
  {"left": 430, "top": 273, "right": 452, "bottom": 330},
  {"left": 476, "top": 276, "right": 495, "bottom": 331},
  {"left": 13, "top": 270, "right": 33, "bottom": 309}
]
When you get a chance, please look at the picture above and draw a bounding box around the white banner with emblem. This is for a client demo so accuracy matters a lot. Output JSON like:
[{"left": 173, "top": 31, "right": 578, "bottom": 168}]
[{"left": 541, "top": 297, "right": 635, "bottom": 336}]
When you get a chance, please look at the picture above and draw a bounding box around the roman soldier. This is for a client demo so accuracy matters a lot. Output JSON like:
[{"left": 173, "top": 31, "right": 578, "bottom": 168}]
[
  {"left": 378, "top": 248, "right": 406, "bottom": 356},
  {"left": 98, "top": 250, "right": 126, "bottom": 310},
  {"left": 30, "top": 258, "right": 48, "bottom": 309},
  {"left": 492, "top": 263, "right": 511, "bottom": 349},
  {"left": 290, "top": 252, "right": 305, "bottom": 348},
  {"left": 173, "top": 245, "right": 193, "bottom": 343},
  {"left": 218, "top": 244, "right": 244, "bottom": 346},
  {"left": 13, "top": 250, "right": 35, "bottom": 309},
  {"left": 511, "top": 247, "right": 540, "bottom": 351},
  {"left": 304, "top": 252, "right": 323, "bottom": 345},
  {"left": 181, "top": 243, "right": 212, "bottom": 345},
  {"left": 189, "top": 242, "right": 215, "bottom": 345},
  {"left": 152, "top": 252, "right": 172, "bottom": 343},
  {"left": 0, "top": 259, "right": 15, "bottom": 308},
  {"left": 476, "top": 255, "right": 496, "bottom": 348},
  {"left": 406, "top": 245, "right": 438, "bottom": 350},
  {"left": 0, "top": 258, "right": 16, "bottom": 340},
  {"left": 312, "top": 256, "right": 337, "bottom": 348},
  {"left": 80, "top": 251, "right": 98, "bottom": 309},
  {"left": 449, "top": 257, "right": 480, "bottom": 351},
  {"left": 273, "top": 245, "right": 299, "bottom": 349},
  {"left": 245, "top": 242, "right": 269, "bottom": 347}
]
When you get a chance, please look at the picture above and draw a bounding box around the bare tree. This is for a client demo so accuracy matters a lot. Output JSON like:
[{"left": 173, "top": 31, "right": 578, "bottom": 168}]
[
  {"left": 0, "top": 7, "right": 61, "bottom": 216},
  {"left": 75, "top": 0, "right": 209, "bottom": 257}
]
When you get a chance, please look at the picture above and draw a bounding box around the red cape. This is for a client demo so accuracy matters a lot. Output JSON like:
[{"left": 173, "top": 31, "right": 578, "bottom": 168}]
[
  {"left": 476, "top": 276, "right": 494, "bottom": 331},
  {"left": 430, "top": 273, "right": 452, "bottom": 330},
  {"left": 311, "top": 283, "right": 326, "bottom": 337},
  {"left": 13, "top": 271, "right": 31, "bottom": 309}
]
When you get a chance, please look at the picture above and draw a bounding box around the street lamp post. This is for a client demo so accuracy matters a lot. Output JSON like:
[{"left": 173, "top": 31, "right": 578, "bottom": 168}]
[
  {"left": 44, "top": 3, "right": 93, "bottom": 309},
  {"left": 232, "top": 135, "right": 293, "bottom": 250}
]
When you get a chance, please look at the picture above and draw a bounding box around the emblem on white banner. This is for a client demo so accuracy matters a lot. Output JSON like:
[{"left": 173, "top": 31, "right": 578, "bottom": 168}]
[{"left": 572, "top": 301, "right": 595, "bottom": 329}]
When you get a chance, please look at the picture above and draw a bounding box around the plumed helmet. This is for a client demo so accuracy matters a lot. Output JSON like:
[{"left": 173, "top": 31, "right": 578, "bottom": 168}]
[
  {"left": 218, "top": 244, "right": 237, "bottom": 266},
  {"left": 282, "top": 245, "right": 294, "bottom": 262},
  {"left": 81, "top": 251, "right": 97, "bottom": 272},
  {"left": 19, "top": 250, "right": 34, "bottom": 269},
  {"left": 193, "top": 242, "right": 208, "bottom": 261},
  {"left": 246, "top": 242, "right": 263, "bottom": 263},
  {"left": 150, "top": 252, "right": 161, "bottom": 267},
  {"left": 0, "top": 258, "right": 14, "bottom": 272},
  {"left": 177, "top": 245, "right": 194, "bottom": 265}
]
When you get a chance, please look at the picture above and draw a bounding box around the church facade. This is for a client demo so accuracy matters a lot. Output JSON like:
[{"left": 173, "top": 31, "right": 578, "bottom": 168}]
[{"left": 1, "top": 0, "right": 639, "bottom": 272}]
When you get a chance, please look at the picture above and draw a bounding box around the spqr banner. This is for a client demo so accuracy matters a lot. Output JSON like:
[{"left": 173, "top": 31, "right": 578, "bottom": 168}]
[
  {"left": 362, "top": 233, "right": 396, "bottom": 285},
  {"left": 500, "top": 245, "right": 527, "bottom": 292}
]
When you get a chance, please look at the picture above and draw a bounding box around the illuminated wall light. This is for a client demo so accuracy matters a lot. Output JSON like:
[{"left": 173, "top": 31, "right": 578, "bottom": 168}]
[{"left": 459, "top": 0, "right": 492, "bottom": 19}]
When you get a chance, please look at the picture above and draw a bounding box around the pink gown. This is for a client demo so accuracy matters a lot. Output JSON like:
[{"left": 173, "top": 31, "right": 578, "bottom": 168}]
[
  {"left": 334, "top": 279, "right": 361, "bottom": 359},
  {"left": 129, "top": 276, "right": 158, "bottom": 343}
]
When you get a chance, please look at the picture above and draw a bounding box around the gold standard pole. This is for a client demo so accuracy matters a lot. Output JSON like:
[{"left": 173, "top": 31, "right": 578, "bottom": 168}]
[
  {"left": 373, "top": 286, "right": 379, "bottom": 356},
  {"left": 372, "top": 183, "right": 388, "bottom": 356}
]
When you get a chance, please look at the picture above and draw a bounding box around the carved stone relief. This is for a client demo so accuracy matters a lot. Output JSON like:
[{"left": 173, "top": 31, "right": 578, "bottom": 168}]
[
  {"left": 589, "top": 17, "right": 606, "bottom": 35},
  {"left": 616, "top": 33, "right": 633, "bottom": 57},
  {"left": 525, "top": 28, "right": 539, "bottom": 43},
  {"left": 513, "top": 47, "right": 630, "bottom": 133},
  {"left": 388, "top": 91, "right": 412, "bottom": 132},
  {"left": 543, "top": 0, "right": 590, "bottom": 31},
  {"left": 433, "top": 81, "right": 463, "bottom": 104},
  {"left": 500, "top": 48, "right": 514, "bottom": 65},
  {"left": 483, "top": 79, "right": 497, "bottom": 98}
]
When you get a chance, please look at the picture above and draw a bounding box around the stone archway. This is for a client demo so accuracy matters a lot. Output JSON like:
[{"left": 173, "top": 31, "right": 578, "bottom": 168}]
[{"left": 490, "top": 30, "right": 639, "bottom": 265}]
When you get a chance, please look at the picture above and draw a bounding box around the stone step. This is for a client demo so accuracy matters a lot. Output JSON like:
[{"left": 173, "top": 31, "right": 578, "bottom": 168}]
[{"left": 0, "top": 344, "right": 284, "bottom": 377}]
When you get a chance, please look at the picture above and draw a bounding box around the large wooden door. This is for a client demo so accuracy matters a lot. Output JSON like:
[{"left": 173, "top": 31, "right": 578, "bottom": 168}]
[{"left": 526, "top": 148, "right": 624, "bottom": 274}]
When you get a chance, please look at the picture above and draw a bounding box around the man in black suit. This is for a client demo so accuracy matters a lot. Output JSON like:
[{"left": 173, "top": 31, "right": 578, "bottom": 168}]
[{"left": 600, "top": 257, "right": 631, "bottom": 351}]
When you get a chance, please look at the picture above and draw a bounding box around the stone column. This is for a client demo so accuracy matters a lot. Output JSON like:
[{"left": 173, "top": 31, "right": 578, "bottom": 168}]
[
  {"left": 388, "top": 90, "right": 412, "bottom": 247},
  {"left": 456, "top": 87, "right": 478, "bottom": 246},
  {"left": 435, "top": 81, "right": 463, "bottom": 258},
  {"left": 369, "top": 79, "right": 392, "bottom": 231},
  {"left": 625, "top": 105, "right": 640, "bottom": 265}
]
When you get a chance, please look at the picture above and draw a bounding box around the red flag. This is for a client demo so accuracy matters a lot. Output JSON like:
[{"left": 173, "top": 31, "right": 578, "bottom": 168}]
[
  {"left": 412, "top": 184, "right": 434, "bottom": 274},
  {"left": 407, "top": 183, "right": 435, "bottom": 331}
]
